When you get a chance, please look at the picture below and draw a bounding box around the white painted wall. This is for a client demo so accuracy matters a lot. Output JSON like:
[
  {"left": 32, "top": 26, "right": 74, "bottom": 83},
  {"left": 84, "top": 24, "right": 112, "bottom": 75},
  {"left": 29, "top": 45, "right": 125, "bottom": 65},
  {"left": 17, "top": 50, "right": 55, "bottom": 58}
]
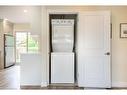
[
  {"left": 0, "top": 6, "right": 43, "bottom": 85},
  {"left": 41, "top": 6, "right": 127, "bottom": 87},
  {"left": 0, "top": 6, "right": 42, "bottom": 52},
  {"left": 41, "top": 6, "right": 48, "bottom": 86},
  {"left": 0, "top": 19, "right": 14, "bottom": 69},
  {"left": 14, "top": 23, "right": 30, "bottom": 32},
  {"left": 20, "top": 53, "right": 42, "bottom": 85}
]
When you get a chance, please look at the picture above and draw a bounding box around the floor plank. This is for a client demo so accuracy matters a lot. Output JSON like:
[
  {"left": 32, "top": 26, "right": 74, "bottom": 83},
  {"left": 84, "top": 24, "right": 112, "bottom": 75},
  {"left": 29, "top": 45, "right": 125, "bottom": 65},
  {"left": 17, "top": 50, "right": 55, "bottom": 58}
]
[
  {"left": 1, "top": 65, "right": 123, "bottom": 90},
  {"left": 0, "top": 65, "right": 20, "bottom": 89},
  {"left": 0, "top": 66, "right": 83, "bottom": 90}
]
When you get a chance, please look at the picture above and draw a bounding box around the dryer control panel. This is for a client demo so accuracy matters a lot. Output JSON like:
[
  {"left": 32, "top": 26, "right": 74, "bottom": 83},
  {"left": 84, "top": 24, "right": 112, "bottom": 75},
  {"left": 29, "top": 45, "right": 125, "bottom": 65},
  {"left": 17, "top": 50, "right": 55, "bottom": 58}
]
[{"left": 52, "top": 19, "right": 74, "bottom": 25}]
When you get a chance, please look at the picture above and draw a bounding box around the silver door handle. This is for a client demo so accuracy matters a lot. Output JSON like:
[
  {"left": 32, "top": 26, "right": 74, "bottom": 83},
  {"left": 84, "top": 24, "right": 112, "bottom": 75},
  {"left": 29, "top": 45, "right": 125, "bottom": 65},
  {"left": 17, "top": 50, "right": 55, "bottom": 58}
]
[{"left": 105, "top": 52, "right": 110, "bottom": 55}]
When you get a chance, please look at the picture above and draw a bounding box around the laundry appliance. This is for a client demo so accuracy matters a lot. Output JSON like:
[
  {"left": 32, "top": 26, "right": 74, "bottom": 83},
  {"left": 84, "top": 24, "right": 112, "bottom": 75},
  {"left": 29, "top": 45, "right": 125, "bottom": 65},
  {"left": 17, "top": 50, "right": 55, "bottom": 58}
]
[{"left": 51, "top": 19, "right": 75, "bottom": 83}]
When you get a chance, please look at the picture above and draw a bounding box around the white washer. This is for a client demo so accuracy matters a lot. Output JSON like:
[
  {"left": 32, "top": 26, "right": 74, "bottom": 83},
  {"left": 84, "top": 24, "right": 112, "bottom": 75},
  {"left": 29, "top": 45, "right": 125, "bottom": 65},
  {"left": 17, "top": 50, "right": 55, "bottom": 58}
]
[
  {"left": 51, "top": 52, "right": 74, "bottom": 83},
  {"left": 51, "top": 19, "right": 75, "bottom": 83}
]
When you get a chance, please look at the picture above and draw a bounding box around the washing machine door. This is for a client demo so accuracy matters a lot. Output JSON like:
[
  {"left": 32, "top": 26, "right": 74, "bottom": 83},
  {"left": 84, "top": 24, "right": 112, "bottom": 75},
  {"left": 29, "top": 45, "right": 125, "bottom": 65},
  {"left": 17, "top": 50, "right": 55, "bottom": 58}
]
[
  {"left": 51, "top": 52, "right": 74, "bottom": 83},
  {"left": 51, "top": 19, "right": 74, "bottom": 52}
]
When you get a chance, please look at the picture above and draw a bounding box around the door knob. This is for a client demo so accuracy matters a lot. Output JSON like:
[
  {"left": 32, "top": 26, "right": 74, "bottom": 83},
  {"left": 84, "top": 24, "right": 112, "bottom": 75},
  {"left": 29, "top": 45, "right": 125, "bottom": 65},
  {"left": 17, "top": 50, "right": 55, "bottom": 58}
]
[{"left": 105, "top": 52, "right": 110, "bottom": 55}]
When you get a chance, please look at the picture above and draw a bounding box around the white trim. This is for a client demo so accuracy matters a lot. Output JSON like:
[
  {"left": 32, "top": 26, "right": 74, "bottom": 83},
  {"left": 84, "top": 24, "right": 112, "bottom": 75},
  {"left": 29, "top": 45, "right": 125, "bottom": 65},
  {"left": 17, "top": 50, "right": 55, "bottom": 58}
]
[
  {"left": 41, "top": 6, "right": 49, "bottom": 86},
  {"left": 112, "top": 82, "right": 127, "bottom": 88},
  {"left": 45, "top": 8, "right": 111, "bottom": 86},
  {"left": 41, "top": 82, "right": 48, "bottom": 87},
  {"left": 46, "top": 8, "right": 79, "bottom": 84},
  {"left": 47, "top": 8, "right": 79, "bottom": 15}
]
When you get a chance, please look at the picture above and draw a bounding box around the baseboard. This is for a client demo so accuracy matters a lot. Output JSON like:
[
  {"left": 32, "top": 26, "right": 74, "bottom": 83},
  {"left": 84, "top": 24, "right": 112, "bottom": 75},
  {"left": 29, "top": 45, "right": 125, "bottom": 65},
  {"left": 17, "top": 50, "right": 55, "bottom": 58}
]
[
  {"left": 20, "top": 85, "right": 41, "bottom": 89},
  {"left": 112, "top": 82, "right": 127, "bottom": 88},
  {"left": 21, "top": 82, "right": 127, "bottom": 89},
  {"left": 41, "top": 82, "right": 48, "bottom": 87}
]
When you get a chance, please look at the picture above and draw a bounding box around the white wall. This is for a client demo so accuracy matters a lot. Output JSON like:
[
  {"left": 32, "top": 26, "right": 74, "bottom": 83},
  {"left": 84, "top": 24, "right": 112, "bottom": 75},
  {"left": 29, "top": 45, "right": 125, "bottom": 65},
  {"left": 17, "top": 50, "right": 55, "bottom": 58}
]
[
  {"left": 0, "top": 6, "right": 43, "bottom": 84},
  {"left": 41, "top": 6, "right": 48, "bottom": 86},
  {"left": 41, "top": 6, "right": 127, "bottom": 87},
  {"left": 0, "top": 6, "right": 42, "bottom": 52},
  {"left": 20, "top": 53, "right": 42, "bottom": 85},
  {"left": 14, "top": 23, "right": 30, "bottom": 32}
]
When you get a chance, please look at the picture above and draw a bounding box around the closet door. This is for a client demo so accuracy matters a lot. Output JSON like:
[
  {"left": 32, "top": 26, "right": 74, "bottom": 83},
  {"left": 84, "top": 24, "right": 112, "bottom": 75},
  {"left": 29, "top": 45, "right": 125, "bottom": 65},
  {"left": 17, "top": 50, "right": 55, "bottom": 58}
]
[{"left": 77, "top": 11, "right": 111, "bottom": 88}]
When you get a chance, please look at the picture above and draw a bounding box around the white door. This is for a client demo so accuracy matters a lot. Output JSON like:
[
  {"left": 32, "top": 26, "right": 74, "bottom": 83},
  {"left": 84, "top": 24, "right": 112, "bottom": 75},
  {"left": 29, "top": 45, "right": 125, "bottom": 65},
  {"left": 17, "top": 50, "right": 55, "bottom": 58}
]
[{"left": 77, "top": 11, "right": 111, "bottom": 88}]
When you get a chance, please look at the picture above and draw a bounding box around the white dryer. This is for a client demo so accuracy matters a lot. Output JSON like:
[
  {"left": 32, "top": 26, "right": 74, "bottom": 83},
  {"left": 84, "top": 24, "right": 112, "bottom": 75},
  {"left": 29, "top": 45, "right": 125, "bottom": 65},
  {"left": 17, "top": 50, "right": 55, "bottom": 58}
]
[{"left": 51, "top": 19, "right": 75, "bottom": 83}]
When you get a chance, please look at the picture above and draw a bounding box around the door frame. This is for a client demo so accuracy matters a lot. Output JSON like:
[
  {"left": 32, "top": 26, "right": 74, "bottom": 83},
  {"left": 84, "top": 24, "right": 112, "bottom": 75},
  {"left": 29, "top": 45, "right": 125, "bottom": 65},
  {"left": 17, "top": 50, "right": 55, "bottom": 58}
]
[
  {"left": 49, "top": 14, "right": 78, "bottom": 84},
  {"left": 46, "top": 9, "right": 79, "bottom": 85},
  {"left": 45, "top": 9, "right": 111, "bottom": 87}
]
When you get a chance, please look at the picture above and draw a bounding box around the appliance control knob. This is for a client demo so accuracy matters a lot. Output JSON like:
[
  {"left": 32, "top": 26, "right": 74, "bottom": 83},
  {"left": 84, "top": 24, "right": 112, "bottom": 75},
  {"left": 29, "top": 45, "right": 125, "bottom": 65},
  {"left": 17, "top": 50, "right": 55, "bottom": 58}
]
[{"left": 105, "top": 52, "right": 110, "bottom": 55}]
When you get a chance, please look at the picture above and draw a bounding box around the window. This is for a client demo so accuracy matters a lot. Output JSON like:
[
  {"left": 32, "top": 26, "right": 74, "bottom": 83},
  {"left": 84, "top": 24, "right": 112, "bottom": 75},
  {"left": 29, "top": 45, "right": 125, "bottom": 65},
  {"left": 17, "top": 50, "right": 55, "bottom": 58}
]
[
  {"left": 16, "top": 32, "right": 39, "bottom": 62},
  {"left": 28, "top": 34, "right": 39, "bottom": 53}
]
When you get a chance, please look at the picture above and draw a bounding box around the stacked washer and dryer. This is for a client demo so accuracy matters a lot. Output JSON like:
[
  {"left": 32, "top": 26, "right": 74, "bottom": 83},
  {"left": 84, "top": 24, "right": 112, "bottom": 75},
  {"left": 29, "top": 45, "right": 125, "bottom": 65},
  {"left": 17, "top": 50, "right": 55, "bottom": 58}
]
[{"left": 51, "top": 19, "right": 75, "bottom": 83}]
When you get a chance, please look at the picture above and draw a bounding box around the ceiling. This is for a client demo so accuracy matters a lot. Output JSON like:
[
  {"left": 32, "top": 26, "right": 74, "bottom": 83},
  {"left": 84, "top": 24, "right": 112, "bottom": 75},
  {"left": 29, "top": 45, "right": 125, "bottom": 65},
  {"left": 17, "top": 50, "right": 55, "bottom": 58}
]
[{"left": 0, "top": 6, "right": 41, "bottom": 23}]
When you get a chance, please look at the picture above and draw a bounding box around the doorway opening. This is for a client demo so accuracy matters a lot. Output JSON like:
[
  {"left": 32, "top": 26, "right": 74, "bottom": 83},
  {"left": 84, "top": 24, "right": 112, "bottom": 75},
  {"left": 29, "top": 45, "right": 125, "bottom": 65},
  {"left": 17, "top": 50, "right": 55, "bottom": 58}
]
[{"left": 49, "top": 14, "right": 78, "bottom": 85}]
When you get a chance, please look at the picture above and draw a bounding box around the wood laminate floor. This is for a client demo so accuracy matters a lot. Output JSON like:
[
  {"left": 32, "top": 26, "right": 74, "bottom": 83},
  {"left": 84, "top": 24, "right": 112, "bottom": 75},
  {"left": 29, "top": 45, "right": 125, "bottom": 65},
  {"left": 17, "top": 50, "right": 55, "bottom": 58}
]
[
  {"left": 21, "top": 83, "right": 84, "bottom": 90},
  {"left": 1, "top": 65, "right": 125, "bottom": 90},
  {"left": 0, "top": 65, "right": 83, "bottom": 90},
  {"left": 0, "top": 65, "right": 20, "bottom": 90}
]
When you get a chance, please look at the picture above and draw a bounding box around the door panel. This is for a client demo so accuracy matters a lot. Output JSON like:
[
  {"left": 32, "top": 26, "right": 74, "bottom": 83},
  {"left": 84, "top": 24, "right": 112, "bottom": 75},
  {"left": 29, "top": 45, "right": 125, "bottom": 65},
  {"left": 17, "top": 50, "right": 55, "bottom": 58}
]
[
  {"left": 78, "top": 11, "right": 111, "bottom": 88},
  {"left": 84, "top": 16, "right": 104, "bottom": 49}
]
